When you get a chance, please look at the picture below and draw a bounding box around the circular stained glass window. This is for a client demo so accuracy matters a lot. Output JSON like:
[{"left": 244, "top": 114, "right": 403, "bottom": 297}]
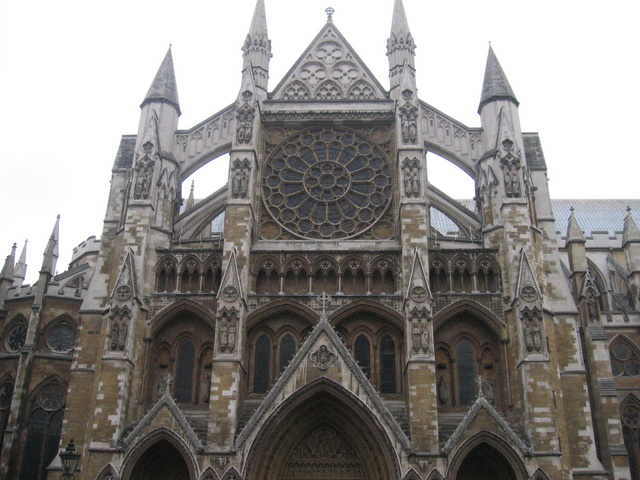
[
  {"left": 6, "top": 323, "right": 27, "bottom": 352},
  {"left": 46, "top": 324, "right": 76, "bottom": 353},
  {"left": 262, "top": 127, "right": 393, "bottom": 239}
]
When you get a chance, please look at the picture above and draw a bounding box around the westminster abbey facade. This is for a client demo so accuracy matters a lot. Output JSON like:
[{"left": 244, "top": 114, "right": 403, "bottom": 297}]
[{"left": 1, "top": 1, "right": 639, "bottom": 479}]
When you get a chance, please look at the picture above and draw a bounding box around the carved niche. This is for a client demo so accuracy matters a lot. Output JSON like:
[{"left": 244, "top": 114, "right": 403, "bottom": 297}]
[
  {"left": 236, "top": 90, "right": 255, "bottom": 144},
  {"left": 231, "top": 159, "right": 251, "bottom": 199},
  {"left": 400, "top": 89, "right": 418, "bottom": 144},
  {"left": 218, "top": 308, "right": 238, "bottom": 353},
  {"left": 500, "top": 139, "right": 521, "bottom": 198},
  {"left": 402, "top": 157, "right": 421, "bottom": 198},
  {"left": 520, "top": 306, "right": 544, "bottom": 355},
  {"left": 109, "top": 305, "right": 131, "bottom": 351},
  {"left": 410, "top": 308, "right": 430, "bottom": 355}
]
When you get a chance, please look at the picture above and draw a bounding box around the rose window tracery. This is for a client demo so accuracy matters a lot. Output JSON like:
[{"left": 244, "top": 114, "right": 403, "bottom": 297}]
[{"left": 262, "top": 127, "right": 393, "bottom": 239}]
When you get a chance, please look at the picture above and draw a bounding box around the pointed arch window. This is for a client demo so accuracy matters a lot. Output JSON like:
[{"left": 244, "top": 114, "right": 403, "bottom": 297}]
[
  {"left": 380, "top": 335, "right": 397, "bottom": 393},
  {"left": 254, "top": 334, "right": 271, "bottom": 393},
  {"left": 621, "top": 400, "right": 640, "bottom": 480},
  {"left": 279, "top": 334, "right": 296, "bottom": 373},
  {"left": 456, "top": 339, "right": 476, "bottom": 406},
  {"left": 610, "top": 338, "right": 640, "bottom": 377},
  {"left": 174, "top": 338, "right": 196, "bottom": 403},
  {"left": 0, "top": 380, "right": 13, "bottom": 445},
  {"left": 5, "top": 318, "right": 27, "bottom": 352},
  {"left": 354, "top": 335, "right": 371, "bottom": 379},
  {"left": 20, "top": 383, "right": 65, "bottom": 480}
]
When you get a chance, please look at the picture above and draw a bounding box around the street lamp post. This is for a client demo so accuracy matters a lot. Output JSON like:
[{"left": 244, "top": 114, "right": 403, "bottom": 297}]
[{"left": 59, "top": 439, "right": 81, "bottom": 480}]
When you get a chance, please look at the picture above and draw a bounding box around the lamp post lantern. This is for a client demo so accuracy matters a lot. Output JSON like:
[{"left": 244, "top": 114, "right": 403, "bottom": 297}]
[{"left": 59, "top": 439, "right": 81, "bottom": 480}]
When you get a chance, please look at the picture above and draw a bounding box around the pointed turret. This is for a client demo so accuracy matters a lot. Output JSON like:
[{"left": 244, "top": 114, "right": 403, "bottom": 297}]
[
  {"left": 0, "top": 244, "right": 16, "bottom": 282},
  {"left": 141, "top": 47, "right": 180, "bottom": 115},
  {"left": 566, "top": 207, "right": 586, "bottom": 245},
  {"left": 0, "top": 243, "right": 16, "bottom": 307},
  {"left": 387, "top": 0, "right": 416, "bottom": 91},
  {"left": 41, "top": 215, "right": 60, "bottom": 275},
  {"left": 186, "top": 181, "right": 195, "bottom": 210},
  {"left": 478, "top": 45, "right": 518, "bottom": 113},
  {"left": 242, "top": 0, "right": 271, "bottom": 94},
  {"left": 13, "top": 240, "right": 27, "bottom": 288},
  {"left": 623, "top": 206, "right": 640, "bottom": 247}
]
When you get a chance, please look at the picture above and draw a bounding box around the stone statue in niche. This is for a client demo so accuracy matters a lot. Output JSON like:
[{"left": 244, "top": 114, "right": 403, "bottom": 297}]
[
  {"left": 236, "top": 91, "right": 255, "bottom": 144},
  {"left": 420, "top": 326, "right": 430, "bottom": 353},
  {"left": 586, "top": 293, "right": 599, "bottom": 321},
  {"left": 523, "top": 321, "right": 534, "bottom": 352},
  {"left": 412, "top": 323, "right": 421, "bottom": 353},
  {"left": 437, "top": 375, "right": 449, "bottom": 405},
  {"left": 134, "top": 162, "right": 154, "bottom": 200},
  {"left": 532, "top": 319, "right": 543, "bottom": 352},
  {"left": 231, "top": 161, "right": 249, "bottom": 199},
  {"left": 219, "top": 319, "right": 229, "bottom": 350},
  {"left": 502, "top": 162, "right": 521, "bottom": 198},
  {"left": 484, "top": 375, "right": 495, "bottom": 403},
  {"left": 402, "top": 159, "right": 420, "bottom": 198},
  {"left": 311, "top": 344, "right": 336, "bottom": 370},
  {"left": 110, "top": 315, "right": 128, "bottom": 351},
  {"left": 219, "top": 317, "right": 236, "bottom": 353},
  {"left": 401, "top": 105, "right": 418, "bottom": 144},
  {"left": 228, "top": 321, "right": 236, "bottom": 351}
]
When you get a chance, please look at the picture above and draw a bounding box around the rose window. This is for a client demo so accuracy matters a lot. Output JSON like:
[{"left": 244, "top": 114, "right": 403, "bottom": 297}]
[{"left": 262, "top": 127, "right": 393, "bottom": 239}]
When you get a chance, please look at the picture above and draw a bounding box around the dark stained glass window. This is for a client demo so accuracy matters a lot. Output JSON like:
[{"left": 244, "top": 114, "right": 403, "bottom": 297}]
[
  {"left": 456, "top": 339, "right": 476, "bottom": 406},
  {"left": 279, "top": 335, "right": 296, "bottom": 373},
  {"left": 354, "top": 335, "right": 371, "bottom": 379},
  {"left": 380, "top": 335, "right": 396, "bottom": 393},
  {"left": 175, "top": 339, "right": 196, "bottom": 403},
  {"left": 254, "top": 335, "right": 271, "bottom": 393}
]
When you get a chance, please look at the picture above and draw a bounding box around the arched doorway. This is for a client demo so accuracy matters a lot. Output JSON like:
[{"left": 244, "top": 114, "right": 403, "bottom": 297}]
[
  {"left": 246, "top": 380, "right": 399, "bottom": 480},
  {"left": 128, "top": 439, "right": 191, "bottom": 480},
  {"left": 454, "top": 442, "right": 518, "bottom": 480}
]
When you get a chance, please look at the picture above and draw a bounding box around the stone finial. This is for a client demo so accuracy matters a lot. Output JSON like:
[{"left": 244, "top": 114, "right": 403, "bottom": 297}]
[
  {"left": 317, "top": 292, "right": 331, "bottom": 319},
  {"left": 325, "top": 7, "right": 335, "bottom": 22},
  {"left": 162, "top": 373, "right": 173, "bottom": 396}
]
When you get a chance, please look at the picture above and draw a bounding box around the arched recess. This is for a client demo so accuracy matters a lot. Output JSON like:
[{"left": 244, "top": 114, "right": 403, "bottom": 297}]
[
  {"left": 433, "top": 300, "right": 505, "bottom": 339},
  {"left": 330, "top": 299, "right": 405, "bottom": 332},
  {"left": 244, "top": 377, "right": 400, "bottom": 480},
  {"left": 121, "top": 427, "right": 198, "bottom": 480},
  {"left": 95, "top": 462, "right": 118, "bottom": 480},
  {"left": 149, "top": 299, "right": 217, "bottom": 336},
  {"left": 246, "top": 300, "right": 318, "bottom": 331},
  {"left": 446, "top": 431, "right": 527, "bottom": 480},
  {"left": 434, "top": 302, "right": 504, "bottom": 409}
]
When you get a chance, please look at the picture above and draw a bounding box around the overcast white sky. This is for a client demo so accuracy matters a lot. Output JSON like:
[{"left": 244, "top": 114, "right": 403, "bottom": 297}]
[{"left": 0, "top": 0, "right": 638, "bottom": 283}]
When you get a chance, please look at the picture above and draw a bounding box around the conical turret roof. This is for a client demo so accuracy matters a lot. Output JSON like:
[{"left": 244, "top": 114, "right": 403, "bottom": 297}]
[
  {"left": 142, "top": 47, "right": 181, "bottom": 115},
  {"left": 478, "top": 45, "right": 518, "bottom": 112}
]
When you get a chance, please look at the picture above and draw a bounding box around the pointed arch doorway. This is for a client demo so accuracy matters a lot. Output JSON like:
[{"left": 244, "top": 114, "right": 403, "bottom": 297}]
[
  {"left": 453, "top": 442, "right": 521, "bottom": 480},
  {"left": 246, "top": 380, "right": 399, "bottom": 480},
  {"left": 126, "top": 439, "right": 192, "bottom": 480}
]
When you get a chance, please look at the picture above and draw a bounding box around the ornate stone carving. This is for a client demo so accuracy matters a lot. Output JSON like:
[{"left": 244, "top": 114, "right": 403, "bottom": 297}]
[
  {"left": 219, "top": 309, "right": 238, "bottom": 353},
  {"left": 311, "top": 344, "right": 336, "bottom": 370},
  {"left": 402, "top": 157, "right": 421, "bottom": 198},
  {"left": 231, "top": 159, "right": 250, "bottom": 199},
  {"left": 109, "top": 305, "right": 131, "bottom": 351},
  {"left": 236, "top": 91, "right": 255, "bottom": 144},
  {"left": 521, "top": 307, "right": 544, "bottom": 354},
  {"left": 520, "top": 285, "right": 537, "bottom": 302},
  {"left": 261, "top": 126, "right": 393, "bottom": 240},
  {"left": 134, "top": 157, "right": 154, "bottom": 200},
  {"left": 400, "top": 96, "right": 418, "bottom": 144},
  {"left": 222, "top": 285, "right": 239, "bottom": 302},
  {"left": 437, "top": 375, "right": 449, "bottom": 405}
]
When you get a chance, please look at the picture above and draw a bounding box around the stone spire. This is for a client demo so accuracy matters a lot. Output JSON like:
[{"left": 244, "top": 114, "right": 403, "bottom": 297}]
[
  {"left": 186, "top": 180, "right": 195, "bottom": 210},
  {"left": 41, "top": 215, "right": 60, "bottom": 275},
  {"left": 13, "top": 240, "right": 27, "bottom": 288},
  {"left": 387, "top": 0, "right": 415, "bottom": 90},
  {"left": 478, "top": 45, "right": 518, "bottom": 113},
  {"left": 565, "top": 207, "right": 586, "bottom": 245},
  {"left": 242, "top": 0, "right": 271, "bottom": 93},
  {"left": 0, "top": 244, "right": 16, "bottom": 282},
  {"left": 623, "top": 206, "right": 640, "bottom": 246},
  {"left": 141, "top": 47, "right": 181, "bottom": 115}
]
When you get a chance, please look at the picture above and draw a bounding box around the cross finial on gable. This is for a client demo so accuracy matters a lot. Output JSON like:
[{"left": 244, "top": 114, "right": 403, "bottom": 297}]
[
  {"left": 317, "top": 292, "right": 331, "bottom": 317},
  {"left": 325, "top": 7, "right": 335, "bottom": 22}
]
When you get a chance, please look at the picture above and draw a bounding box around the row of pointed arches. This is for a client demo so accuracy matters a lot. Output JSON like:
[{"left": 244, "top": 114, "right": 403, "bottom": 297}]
[
  {"left": 254, "top": 255, "right": 398, "bottom": 295},
  {"left": 155, "top": 254, "right": 223, "bottom": 294}
]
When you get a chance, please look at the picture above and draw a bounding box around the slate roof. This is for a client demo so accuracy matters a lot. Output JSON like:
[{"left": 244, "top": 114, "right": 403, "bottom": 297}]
[
  {"left": 113, "top": 135, "right": 136, "bottom": 169},
  {"left": 478, "top": 46, "right": 518, "bottom": 112},
  {"left": 431, "top": 199, "right": 640, "bottom": 239}
]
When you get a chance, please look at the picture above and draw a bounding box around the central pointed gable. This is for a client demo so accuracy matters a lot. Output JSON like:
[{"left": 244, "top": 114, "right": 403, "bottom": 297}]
[{"left": 271, "top": 22, "right": 387, "bottom": 101}]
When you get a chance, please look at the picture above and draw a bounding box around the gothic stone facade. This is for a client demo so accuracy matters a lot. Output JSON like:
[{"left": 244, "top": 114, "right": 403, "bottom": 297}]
[{"left": 1, "top": 2, "right": 639, "bottom": 480}]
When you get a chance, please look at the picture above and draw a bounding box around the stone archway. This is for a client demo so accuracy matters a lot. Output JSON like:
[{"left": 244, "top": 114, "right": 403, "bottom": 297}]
[
  {"left": 127, "top": 439, "right": 192, "bottom": 480},
  {"left": 246, "top": 380, "right": 400, "bottom": 480},
  {"left": 453, "top": 442, "right": 520, "bottom": 480}
]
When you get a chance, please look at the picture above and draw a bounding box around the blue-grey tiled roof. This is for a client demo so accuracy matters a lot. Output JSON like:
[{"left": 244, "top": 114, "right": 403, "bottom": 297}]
[{"left": 430, "top": 199, "right": 640, "bottom": 238}]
